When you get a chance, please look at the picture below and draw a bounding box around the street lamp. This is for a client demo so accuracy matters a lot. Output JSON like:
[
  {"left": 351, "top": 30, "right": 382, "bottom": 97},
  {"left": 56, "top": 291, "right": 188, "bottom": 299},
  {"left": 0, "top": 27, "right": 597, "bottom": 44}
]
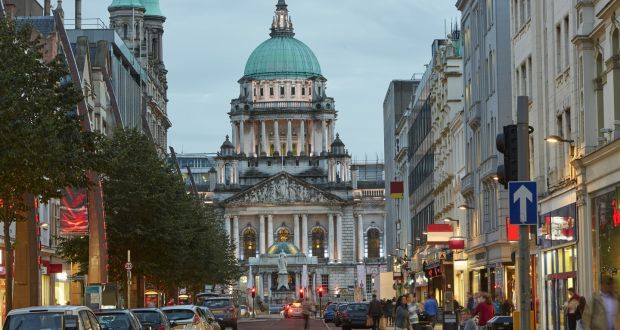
[
  {"left": 457, "top": 204, "right": 474, "bottom": 210},
  {"left": 544, "top": 135, "right": 574, "bottom": 144}
]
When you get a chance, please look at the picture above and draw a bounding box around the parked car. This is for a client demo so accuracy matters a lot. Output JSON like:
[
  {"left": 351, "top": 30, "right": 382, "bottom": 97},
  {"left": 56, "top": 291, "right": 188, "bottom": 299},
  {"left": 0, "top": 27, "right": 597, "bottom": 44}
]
[
  {"left": 341, "top": 303, "right": 371, "bottom": 330},
  {"left": 3, "top": 305, "right": 101, "bottom": 330},
  {"left": 334, "top": 303, "right": 349, "bottom": 326},
  {"left": 131, "top": 308, "right": 172, "bottom": 330},
  {"left": 197, "top": 307, "right": 221, "bottom": 330},
  {"left": 200, "top": 297, "right": 238, "bottom": 330},
  {"left": 285, "top": 302, "right": 303, "bottom": 318},
  {"left": 268, "top": 304, "right": 283, "bottom": 315},
  {"left": 238, "top": 305, "right": 249, "bottom": 317},
  {"left": 95, "top": 310, "right": 143, "bottom": 330},
  {"left": 161, "top": 305, "right": 212, "bottom": 330},
  {"left": 323, "top": 303, "right": 337, "bottom": 322}
]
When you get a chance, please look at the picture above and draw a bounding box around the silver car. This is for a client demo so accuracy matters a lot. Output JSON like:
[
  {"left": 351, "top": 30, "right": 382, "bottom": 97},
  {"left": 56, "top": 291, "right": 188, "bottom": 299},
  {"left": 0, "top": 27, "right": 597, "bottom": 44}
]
[
  {"left": 161, "top": 305, "right": 216, "bottom": 330},
  {"left": 3, "top": 305, "right": 102, "bottom": 330}
]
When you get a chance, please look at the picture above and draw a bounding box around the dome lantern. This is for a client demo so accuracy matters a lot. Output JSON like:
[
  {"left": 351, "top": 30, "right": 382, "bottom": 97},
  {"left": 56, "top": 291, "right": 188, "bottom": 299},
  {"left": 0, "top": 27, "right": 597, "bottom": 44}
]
[
  {"left": 331, "top": 134, "right": 346, "bottom": 155},
  {"left": 220, "top": 135, "right": 235, "bottom": 156}
]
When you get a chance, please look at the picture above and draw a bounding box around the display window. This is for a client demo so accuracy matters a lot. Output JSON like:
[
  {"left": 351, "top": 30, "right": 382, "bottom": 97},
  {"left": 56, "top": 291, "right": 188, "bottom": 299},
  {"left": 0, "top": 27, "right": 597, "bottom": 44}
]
[
  {"left": 592, "top": 190, "right": 620, "bottom": 287},
  {"left": 538, "top": 204, "right": 577, "bottom": 248}
]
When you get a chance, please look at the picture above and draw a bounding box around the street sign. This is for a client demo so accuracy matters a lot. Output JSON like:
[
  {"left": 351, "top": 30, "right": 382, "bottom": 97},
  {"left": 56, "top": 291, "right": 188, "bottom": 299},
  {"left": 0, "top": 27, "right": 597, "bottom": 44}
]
[
  {"left": 124, "top": 262, "right": 133, "bottom": 270},
  {"left": 509, "top": 181, "right": 537, "bottom": 225}
]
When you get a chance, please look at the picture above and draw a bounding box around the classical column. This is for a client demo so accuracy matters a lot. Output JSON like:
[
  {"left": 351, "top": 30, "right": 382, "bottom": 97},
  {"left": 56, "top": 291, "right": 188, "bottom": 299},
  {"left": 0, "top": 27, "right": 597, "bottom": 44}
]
[
  {"left": 287, "top": 119, "right": 293, "bottom": 156},
  {"left": 322, "top": 120, "right": 328, "bottom": 154},
  {"left": 357, "top": 214, "right": 364, "bottom": 262},
  {"left": 233, "top": 216, "right": 240, "bottom": 259},
  {"left": 299, "top": 120, "right": 306, "bottom": 156},
  {"left": 250, "top": 120, "right": 256, "bottom": 157},
  {"left": 294, "top": 214, "right": 300, "bottom": 248},
  {"left": 295, "top": 272, "right": 300, "bottom": 295},
  {"left": 239, "top": 119, "right": 245, "bottom": 155},
  {"left": 261, "top": 120, "right": 268, "bottom": 156},
  {"left": 224, "top": 215, "right": 231, "bottom": 242},
  {"left": 301, "top": 214, "right": 308, "bottom": 254},
  {"left": 274, "top": 120, "right": 281, "bottom": 156},
  {"left": 336, "top": 214, "right": 343, "bottom": 262},
  {"left": 259, "top": 215, "right": 266, "bottom": 254},
  {"left": 267, "top": 215, "right": 274, "bottom": 247},
  {"left": 328, "top": 121, "right": 335, "bottom": 151},
  {"left": 232, "top": 122, "right": 238, "bottom": 153},
  {"left": 310, "top": 121, "right": 315, "bottom": 156},
  {"left": 328, "top": 214, "right": 335, "bottom": 263}
]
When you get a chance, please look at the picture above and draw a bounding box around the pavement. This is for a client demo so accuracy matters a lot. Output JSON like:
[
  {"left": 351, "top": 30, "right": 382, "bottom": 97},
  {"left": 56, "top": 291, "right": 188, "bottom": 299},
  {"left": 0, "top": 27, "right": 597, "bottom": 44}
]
[{"left": 236, "top": 315, "right": 443, "bottom": 330}]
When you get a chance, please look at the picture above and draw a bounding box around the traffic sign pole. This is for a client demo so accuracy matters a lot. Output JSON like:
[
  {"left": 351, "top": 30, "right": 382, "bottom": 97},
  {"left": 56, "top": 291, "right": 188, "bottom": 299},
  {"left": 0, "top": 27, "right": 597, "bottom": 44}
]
[
  {"left": 517, "top": 96, "right": 531, "bottom": 329},
  {"left": 127, "top": 250, "right": 131, "bottom": 309}
]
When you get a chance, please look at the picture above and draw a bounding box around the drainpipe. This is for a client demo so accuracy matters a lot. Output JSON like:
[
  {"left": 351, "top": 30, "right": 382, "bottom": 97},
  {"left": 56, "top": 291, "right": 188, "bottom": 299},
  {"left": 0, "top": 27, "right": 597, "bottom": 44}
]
[{"left": 75, "top": 0, "right": 81, "bottom": 29}]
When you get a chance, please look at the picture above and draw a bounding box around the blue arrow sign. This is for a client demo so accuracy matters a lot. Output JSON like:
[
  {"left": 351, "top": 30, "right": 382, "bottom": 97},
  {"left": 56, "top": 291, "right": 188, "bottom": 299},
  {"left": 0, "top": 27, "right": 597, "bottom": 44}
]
[{"left": 509, "top": 181, "right": 537, "bottom": 225}]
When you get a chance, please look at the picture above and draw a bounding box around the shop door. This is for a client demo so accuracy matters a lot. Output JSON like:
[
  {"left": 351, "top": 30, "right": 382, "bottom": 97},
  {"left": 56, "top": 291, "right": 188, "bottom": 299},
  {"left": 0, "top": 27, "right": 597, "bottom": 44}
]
[{"left": 544, "top": 278, "right": 573, "bottom": 330}]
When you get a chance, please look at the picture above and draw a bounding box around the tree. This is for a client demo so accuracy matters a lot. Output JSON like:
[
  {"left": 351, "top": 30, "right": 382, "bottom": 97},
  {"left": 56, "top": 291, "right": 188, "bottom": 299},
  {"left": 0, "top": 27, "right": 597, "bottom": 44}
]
[{"left": 0, "top": 18, "right": 97, "bottom": 311}]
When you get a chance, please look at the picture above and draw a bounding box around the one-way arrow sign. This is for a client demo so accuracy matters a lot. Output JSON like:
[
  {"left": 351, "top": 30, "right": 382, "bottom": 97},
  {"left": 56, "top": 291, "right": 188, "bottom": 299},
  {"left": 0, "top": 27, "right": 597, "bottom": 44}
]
[{"left": 509, "top": 181, "right": 537, "bottom": 225}]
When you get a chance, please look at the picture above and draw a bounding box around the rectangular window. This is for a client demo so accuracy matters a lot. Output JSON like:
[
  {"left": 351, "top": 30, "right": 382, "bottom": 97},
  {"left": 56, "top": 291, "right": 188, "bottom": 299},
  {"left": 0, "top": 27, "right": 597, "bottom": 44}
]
[
  {"left": 270, "top": 87, "right": 274, "bottom": 96},
  {"left": 291, "top": 86, "right": 296, "bottom": 96},
  {"left": 564, "top": 16, "right": 570, "bottom": 68},
  {"left": 321, "top": 274, "right": 330, "bottom": 291},
  {"left": 302, "top": 87, "right": 306, "bottom": 96},
  {"left": 260, "top": 88, "right": 264, "bottom": 97},
  {"left": 280, "top": 86, "right": 285, "bottom": 96},
  {"left": 365, "top": 275, "right": 373, "bottom": 294},
  {"left": 556, "top": 24, "right": 562, "bottom": 74},
  {"left": 253, "top": 88, "right": 256, "bottom": 96}
]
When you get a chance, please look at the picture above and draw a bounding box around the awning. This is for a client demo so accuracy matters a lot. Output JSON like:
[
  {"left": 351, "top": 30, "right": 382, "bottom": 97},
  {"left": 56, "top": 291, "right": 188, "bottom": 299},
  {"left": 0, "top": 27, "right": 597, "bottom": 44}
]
[{"left": 426, "top": 224, "right": 453, "bottom": 244}]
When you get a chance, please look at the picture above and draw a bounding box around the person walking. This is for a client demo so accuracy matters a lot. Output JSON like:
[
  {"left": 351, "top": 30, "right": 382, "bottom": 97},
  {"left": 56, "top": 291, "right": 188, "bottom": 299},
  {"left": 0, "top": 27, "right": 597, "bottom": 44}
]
[
  {"left": 466, "top": 292, "right": 475, "bottom": 311},
  {"left": 369, "top": 294, "right": 383, "bottom": 330},
  {"left": 564, "top": 288, "right": 582, "bottom": 330},
  {"left": 407, "top": 293, "right": 420, "bottom": 330},
  {"left": 302, "top": 298, "right": 315, "bottom": 330},
  {"left": 394, "top": 295, "right": 409, "bottom": 330},
  {"left": 583, "top": 277, "right": 620, "bottom": 330},
  {"left": 472, "top": 292, "right": 495, "bottom": 327},
  {"left": 383, "top": 298, "right": 394, "bottom": 326},
  {"left": 423, "top": 294, "right": 439, "bottom": 327}
]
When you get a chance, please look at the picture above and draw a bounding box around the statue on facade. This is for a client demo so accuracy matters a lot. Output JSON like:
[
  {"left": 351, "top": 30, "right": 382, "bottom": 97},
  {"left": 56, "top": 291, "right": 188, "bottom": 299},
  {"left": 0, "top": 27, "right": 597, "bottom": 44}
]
[
  {"left": 278, "top": 252, "right": 288, "bottom": 274},
  {"left": 277, "top": 252, "right": 289, "bottom": 291}
]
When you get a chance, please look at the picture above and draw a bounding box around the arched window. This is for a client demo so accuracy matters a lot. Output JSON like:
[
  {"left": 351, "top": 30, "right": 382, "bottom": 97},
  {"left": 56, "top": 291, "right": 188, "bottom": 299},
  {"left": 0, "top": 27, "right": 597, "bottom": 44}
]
[
  {"left": 311, "top": 227, "right": 326, "bottom": 258},
  {"left": 367, "top": 228, "right": 381, "bottom": 259},
  {"left": 243, "top": 227, "right": 257, "bottom": 260},
  {"left": 276, "top": 227, "right": 291, "bottom": 243}
]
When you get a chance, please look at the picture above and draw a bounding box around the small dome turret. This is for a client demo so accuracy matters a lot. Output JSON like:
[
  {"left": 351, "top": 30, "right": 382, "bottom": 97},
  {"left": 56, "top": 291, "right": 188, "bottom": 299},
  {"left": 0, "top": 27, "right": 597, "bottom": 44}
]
[
  {"left": 141, "top": 0, "right": 164, "bottom": 17},
  {"left": 220, "top": 135, "right": 235, "bottom": 156},
  {"left": 109, "top": 0, "right": 144, "bottom": 11},
  {"left": 331, "top": 134, "right": 346, "bottom": 155}
]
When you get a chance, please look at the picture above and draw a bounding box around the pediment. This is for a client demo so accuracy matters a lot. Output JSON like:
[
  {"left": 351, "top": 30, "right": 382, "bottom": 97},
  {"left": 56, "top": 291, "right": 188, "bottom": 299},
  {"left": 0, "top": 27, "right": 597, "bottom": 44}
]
[{"left": 224, "top": 172, "right": 343, "bottom": 206}]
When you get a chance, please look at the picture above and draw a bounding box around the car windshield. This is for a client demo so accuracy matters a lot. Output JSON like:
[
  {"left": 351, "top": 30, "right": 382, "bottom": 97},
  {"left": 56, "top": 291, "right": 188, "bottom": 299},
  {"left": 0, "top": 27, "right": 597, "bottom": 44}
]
[
  {"left": 347, "top": 304, "right": 369, "bottom": 312},
  {"left": 132, "top": 311, "right": 162, "bottom": 325},
  {"left": 338, "top": 305, "right": 348, "bottom": 311},
  {"left": 96, "top": 313, "right": 131, "bottom": 330},
  {"left": 203, "top": 299, "right": 232, "bottom": 308},
  {"left": 326, "top": 305, "right": 336, "bottom": 311},
  {"left": 4, "top": 312, "right": 62, "bottom": 330},
  {"left": 162, "top": 309, "right": 195, "bottom": 321}
]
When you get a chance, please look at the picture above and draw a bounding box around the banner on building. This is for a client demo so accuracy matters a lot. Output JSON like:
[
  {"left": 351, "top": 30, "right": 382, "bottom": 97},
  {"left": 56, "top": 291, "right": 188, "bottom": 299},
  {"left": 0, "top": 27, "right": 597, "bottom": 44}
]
[
  {"left": 426, "top": 224, "right": 453, "bottom": 244},
  {"left": 60, "top": 188, "right": 89, "bottom": 235},
  {"left": 390, "top": 181, "right": 404, "bottom": 199}
]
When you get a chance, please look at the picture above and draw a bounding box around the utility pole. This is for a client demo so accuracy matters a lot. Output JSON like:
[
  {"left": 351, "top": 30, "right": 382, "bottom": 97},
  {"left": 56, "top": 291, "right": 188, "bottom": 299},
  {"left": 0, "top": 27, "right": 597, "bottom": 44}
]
[
  {"left": 516, "top": 96, "right": 531, "bottom": 329},
  {"left": 126, "top": 250, "right": 132, "bottom": 309}
]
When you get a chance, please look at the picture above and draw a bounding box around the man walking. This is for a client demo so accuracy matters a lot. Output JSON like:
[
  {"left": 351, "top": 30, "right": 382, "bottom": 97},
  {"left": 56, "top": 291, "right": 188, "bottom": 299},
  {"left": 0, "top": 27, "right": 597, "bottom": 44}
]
[
  {"left": 302, "top": 298, "right": 315, "bottom": 330},
  {"left": 369, "top": 294, "right": 383, "bottom": 330},
  {"left": 424, "top": 294, "right": 439, "bottom": 327},
  {"left": 583, "top": 277, "right": 620, "bottom": 330}
]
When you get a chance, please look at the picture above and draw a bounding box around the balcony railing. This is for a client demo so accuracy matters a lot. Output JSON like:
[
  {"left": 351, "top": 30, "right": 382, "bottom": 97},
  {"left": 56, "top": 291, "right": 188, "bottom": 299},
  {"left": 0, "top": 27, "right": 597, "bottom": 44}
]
[
  {"left": 353, "top": 189, "right": 385, "bottom": 200},
  {"left": 252, "top": 101, "right": 315, "bottom": 110},
  {"left": 461, "top": 172, "right": 473, "bottom": 195},
  {"left": 480, "top": 155, "right": 498, "bottom": 181}
]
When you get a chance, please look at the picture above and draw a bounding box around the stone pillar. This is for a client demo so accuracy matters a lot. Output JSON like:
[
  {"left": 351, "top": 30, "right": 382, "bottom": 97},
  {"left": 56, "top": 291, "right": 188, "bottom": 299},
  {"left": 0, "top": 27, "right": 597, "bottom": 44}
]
[
  {"left": 295, "top": 272, "right": 300, "bottom": 295},
  {"left": 224, "top": 215, "right": 231, "bottom": 242},
  {"left": 259, "top": 215, "right": 266, "bottom": 254},
  {"left": 274, "top": 120, "right": 280, "bottom": 156},
  {"left": 249, "top": 120, "right": 256, "bottom": 157},
  {"left": 336, "top": 214, "right": 343, "bottom": 262},
  {"left": 328, "top": 214, "right": 335, "bottom": 263},
  {"left": 328, "top": 121, "right": 335, "bottom": 151},
  {"left": 299, "top": 120, "right": 306, "bottom": 156},
  {"left": 232, "top": 122, "right": 238, "bottom": 153},
  {"left": 261, "top": 120, "right": 268, "bottom": 156},
  {"left": 310, "top": 121, "right": 315, "bottom": 156},
  {"left": 357, "top": 214, "right": 364, "bottom": 262},
  {"left": 233, "top": 216, "right": 240, "bottom": 259},
  {"left": 267, "top": 215, "right": 274, "bottom": 247},
  {"left": 239, "top": 120, "right": 245, "bottom": 155},
  {"left": 294, "top": 214, "right": 300, "bottom": 248},
  {"left": 301, "top": 214, "right": 308, "bottom": 254},
  {"left": 287, "top": 119, "right": 293, "bottom": 156},
  {"left": 321, "top": 120, "right": 328, "bottom": 155}
]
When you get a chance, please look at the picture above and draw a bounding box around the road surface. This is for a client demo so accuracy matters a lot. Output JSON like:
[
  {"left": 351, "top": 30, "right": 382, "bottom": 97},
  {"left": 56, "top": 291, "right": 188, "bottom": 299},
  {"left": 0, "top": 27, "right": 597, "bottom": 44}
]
[{"left": 238, "top": 317, "right": 329, "bottom": 330}]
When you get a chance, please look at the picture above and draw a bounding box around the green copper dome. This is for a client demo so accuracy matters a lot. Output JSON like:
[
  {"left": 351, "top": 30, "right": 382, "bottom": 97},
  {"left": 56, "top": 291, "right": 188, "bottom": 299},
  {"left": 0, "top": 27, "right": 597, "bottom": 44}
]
[
  {"left": 141, "top": 0, "right": 164, "bottom": 17},
  {"left": 244, "top": 36, "right": 322, "bottom": 80},
  {"left": 266, "top": 242, "right": 301, "bottom": 255},
  {"left": 108, "top": 0, "right": 144, "bottom": 10}
]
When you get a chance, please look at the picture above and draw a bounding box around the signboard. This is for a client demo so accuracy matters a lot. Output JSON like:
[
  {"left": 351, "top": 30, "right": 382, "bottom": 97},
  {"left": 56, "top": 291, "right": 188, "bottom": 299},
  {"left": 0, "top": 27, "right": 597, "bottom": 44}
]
[
  {"left": 509, "top": 181, "right": 537, "bottom": 225},
  {"left": 423, "top": 260, "right": 442, "bottom": 279},
  {"left": 60, "top": 188, "right": 89, "bottom": 235},
  {"left": 390, "top": 182, "right": 404, "bottom": 199},
  {"left": 124, "top": 262, "right": 133, "bottom": 271}
]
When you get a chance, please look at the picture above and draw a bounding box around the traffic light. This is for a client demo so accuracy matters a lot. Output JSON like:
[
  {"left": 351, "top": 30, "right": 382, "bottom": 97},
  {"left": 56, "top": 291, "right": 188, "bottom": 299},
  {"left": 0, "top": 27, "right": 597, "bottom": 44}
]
[
  {"left": 496, "top": 125, "right": 519, "bottom": 188},
  {"left": 251, "top": 287, "right": 256, "bottom": 298},
  {"left": 299, "top": 288, "right": 304, "bottom": 299},
  {"left": 318, "top": 287, "right": 323, "bottom": 298}
]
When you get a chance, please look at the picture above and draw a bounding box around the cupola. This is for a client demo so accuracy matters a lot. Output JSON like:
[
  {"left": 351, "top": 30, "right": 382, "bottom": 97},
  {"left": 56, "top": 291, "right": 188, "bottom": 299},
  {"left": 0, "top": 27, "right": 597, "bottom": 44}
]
[{"left": 220, "top": 135, "right": 235, "bottom": 156}]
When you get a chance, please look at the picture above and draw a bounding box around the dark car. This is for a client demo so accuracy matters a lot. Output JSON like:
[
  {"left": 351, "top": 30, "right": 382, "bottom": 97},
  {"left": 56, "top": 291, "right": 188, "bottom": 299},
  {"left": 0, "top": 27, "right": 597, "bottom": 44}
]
[
  {"left": 202, "top": 297, "right": 238, "bottom": 330},
  {"left": 323, "top": 303, "right": 337, "bottom": 322},
  {"left": 333, "top": 303, "right": 349, "bottom": 327},
  {"left": 341, "top": 303, "right": 371, "bottom": 330},
  {"left": 131, "top": 308, "right": 172, "bottom": 330},
  {"left": 95, "top": 310, "right": 143, "bottom": 330}
]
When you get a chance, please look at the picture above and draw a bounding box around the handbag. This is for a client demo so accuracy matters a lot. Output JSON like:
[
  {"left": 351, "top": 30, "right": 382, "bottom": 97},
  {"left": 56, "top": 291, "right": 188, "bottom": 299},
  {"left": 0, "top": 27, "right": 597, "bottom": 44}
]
[
  {"left": 379, "top": 316, "right": 388, "bottom": 330},
  {"left": 576, "top": 319, "right": 585, "bottom": 330},
  {"left": 366, "top": 315, "right": 374, "bottom": 327}
]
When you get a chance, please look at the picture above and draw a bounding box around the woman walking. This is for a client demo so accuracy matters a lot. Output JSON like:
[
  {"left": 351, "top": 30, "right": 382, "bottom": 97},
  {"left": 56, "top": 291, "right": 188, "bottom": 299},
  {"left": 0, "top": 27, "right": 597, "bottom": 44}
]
[
  {"left": 394, "top": 295, "right": 409, "bottom": 330},
  {"left": 472, "top": 292, "right": 495, "bottom": 328},
  {"left": 407, "top": 293, "right": 420, "bottom": 330}
]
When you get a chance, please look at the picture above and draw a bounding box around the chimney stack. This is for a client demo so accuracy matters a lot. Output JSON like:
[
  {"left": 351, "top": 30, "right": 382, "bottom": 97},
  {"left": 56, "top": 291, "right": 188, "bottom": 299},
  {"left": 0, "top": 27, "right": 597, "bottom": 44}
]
[
  {"left": 75, "top": 0, "right": 81, "bottom": 29},
  {"left": 44, "top": 0, "right": 50, "bottom": 15}
]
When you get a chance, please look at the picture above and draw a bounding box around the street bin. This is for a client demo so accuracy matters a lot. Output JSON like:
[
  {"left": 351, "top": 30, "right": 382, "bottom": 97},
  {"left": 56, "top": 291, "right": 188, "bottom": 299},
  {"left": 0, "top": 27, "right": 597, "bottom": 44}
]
[
  {"left": 487, "top": 316, "right": 513, "bottom": 330},
  {"left": 442, "top": 310, "right": 459, "bottom": 330}
]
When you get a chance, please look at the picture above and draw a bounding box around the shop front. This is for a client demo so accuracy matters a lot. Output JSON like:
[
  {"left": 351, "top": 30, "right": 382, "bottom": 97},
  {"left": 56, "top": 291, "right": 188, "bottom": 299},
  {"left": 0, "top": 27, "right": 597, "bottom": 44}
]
[
  {"left": 592, "top": 190, "right": 620, "bottom": 289},
  {"left": 422, "top": 252, "right": 453, "bottom": 305}
]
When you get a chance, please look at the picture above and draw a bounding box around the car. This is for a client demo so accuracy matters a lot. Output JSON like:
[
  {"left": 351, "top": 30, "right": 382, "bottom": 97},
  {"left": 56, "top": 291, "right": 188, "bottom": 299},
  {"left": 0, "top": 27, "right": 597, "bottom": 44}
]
[
  {"left": 268, "top": 304, "right": 282, "bottom": 315},
  {"left": 161, "top": 305, "right": 213, "bottom": 330},
  {"left": 285, "top": 302, "right": 303, "bottom": 318},
  {"left": 238, "top": 305, "right": 249, "bottom": 317},
  {"left": 95, "top": 310, "right": 143, "bottom": 330},
  {"left": 131, "top": 308, "right": 172, "bottom": 330},
  {"left": 201, "top": 297, "right": 238, "bottom": 330},
  {"left": 341, "top": 303, "right": 371, "bottom": 330},
  {"left": 197, "top": 307, "right": 222, "bottom": 330},
  {"left": 334, "top": 303, "right": 349, "bottom": 326},
  {"left": 3, "top": 305, "right": 102, "bottom": 330},
  {"left": 323, "top": 303, "right": 337, "bottom": 322}
]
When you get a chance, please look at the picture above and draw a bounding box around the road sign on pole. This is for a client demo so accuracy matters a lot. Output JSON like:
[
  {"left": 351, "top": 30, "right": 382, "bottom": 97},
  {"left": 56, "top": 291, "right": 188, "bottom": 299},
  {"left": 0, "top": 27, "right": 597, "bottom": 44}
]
[{"left": 508, "top": 181, "right": 537, "bottom": 225}]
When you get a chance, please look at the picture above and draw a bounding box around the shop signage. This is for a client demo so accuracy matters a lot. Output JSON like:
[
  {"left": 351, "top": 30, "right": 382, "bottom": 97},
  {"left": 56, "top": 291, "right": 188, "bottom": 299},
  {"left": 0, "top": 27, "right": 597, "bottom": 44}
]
[
  {"left": 423, "top": 260, "right": 442, "bottom": 279},
  {"left": 60, "top": 188, "right": 89, "bottom": 235},
  {"left": 414, "top": 272, "right": 429, "bottom": 287}
]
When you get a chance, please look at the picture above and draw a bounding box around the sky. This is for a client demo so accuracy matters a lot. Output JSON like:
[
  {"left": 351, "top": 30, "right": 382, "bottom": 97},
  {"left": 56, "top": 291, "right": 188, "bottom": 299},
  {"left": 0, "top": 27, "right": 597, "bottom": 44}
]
[{"left": 53, "top": 0, "right": 460, "bottom": 161}]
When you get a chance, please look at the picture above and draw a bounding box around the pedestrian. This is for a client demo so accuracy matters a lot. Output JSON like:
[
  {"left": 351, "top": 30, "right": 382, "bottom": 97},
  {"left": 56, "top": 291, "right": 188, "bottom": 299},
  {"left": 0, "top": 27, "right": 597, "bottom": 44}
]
[
  {"left": 383, "top": 298, "right": 394, "bottom": 326},
  {"left": 564, "top": 287, "right": 582, "bottom": 330},
  {"left": 394, "top": 295, "right": 409, "bottom": 330},
  {"left": 423, "top": 294, "right": 439, "bottom": 327},
  {"left": 466, "top": 292, "right": 475, "bottom": 311},
  {"left": 500, "top": 295, "right": 514, "bottom": 316},
  {"left": 166, "top": 298, "right": 175, "bottom": 306},
  {"left": 583, "top": 277, "right": 620, "bottom": 330},
  {"left": 302, "top": 297, "right": 315, "bottom": 330},
  {"left": 472, "top": 292, "right": 495, "bottom": 327},
  {"left": 407, "top": 293, "right": 420, "bottom": 330},
  {"left": 368, "top": 294, "right": 383, "bottom": 330}
]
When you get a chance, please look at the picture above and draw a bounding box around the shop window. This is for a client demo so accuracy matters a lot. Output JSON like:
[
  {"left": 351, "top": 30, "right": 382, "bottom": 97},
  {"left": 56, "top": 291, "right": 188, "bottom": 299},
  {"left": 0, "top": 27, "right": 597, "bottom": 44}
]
[
  {"left": 537, "top": 203, "right": 577, "bottom": 248},
  {"left": 311, "top": 227, "right": 326, "bottom": 258},
  {"left": 243, "top": 227, "right": 257, "bottom": 260},
  {"left": 366, "top": 228, "right": 381, "bottom": 258}
]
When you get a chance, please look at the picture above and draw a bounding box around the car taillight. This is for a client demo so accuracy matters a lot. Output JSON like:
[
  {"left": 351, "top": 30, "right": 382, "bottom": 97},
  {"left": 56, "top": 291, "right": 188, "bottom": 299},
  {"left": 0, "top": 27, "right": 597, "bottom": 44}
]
[
  {"left": 157, "top": 326, "right": 166, "bottom": 330},
  {"left": 192, "top": 314, "right": 201, "bottom": 325},
  {"left": 229, "top": 306, "right": 235, "bottom": 312}
]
